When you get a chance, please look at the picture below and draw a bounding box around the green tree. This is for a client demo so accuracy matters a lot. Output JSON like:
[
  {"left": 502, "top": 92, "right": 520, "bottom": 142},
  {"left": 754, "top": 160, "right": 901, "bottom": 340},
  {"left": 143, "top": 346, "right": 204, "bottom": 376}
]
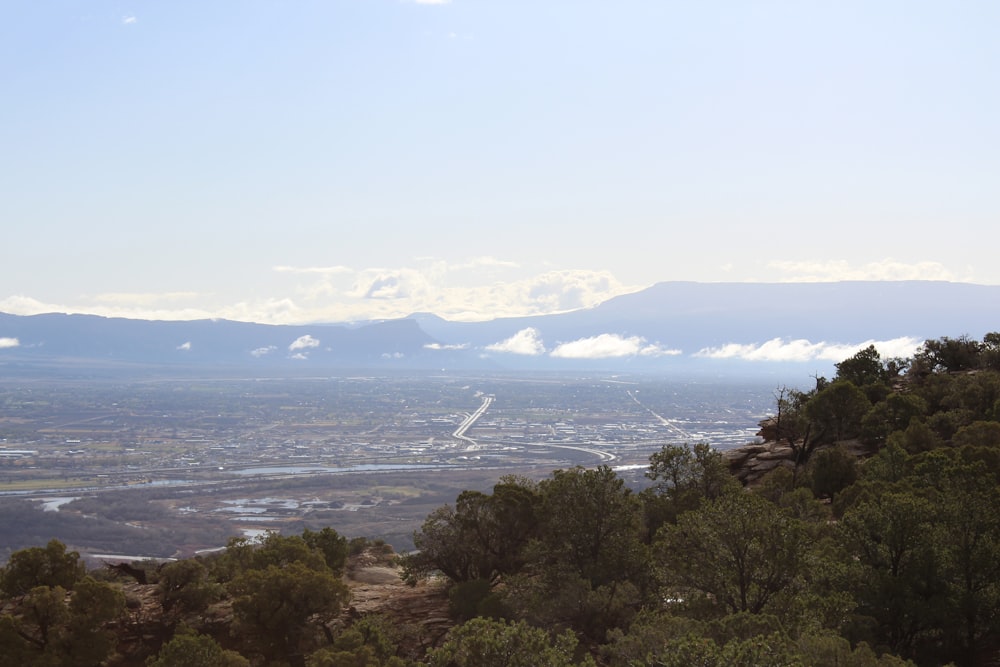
[
  {"left": 306, "top": 614, "right": 406, "bottom": 667},
  {"left": 0, "top": 614, "right": 34, "bottom": 665},
  {"left": 214, "top": 531, "right": 329, "bottom": 583},
  {"left": 146, "top": 629, "right": 249, "bottom": 667},
  {"left": 837, "top": 345, "right": 895, "bottom": 403},
  {"left": 643, "top": 442, "right": 739, "bottom": 533},
  {"left": 306, "top": 623, "right": 407, "bottom": 667},
  {"left": 607, "top": 630, "right": 799, "bottom": 667},
  {"left": 860, "top": 440, "right": 912, "bottom": 485},
  {"left": 952, "top": 420, "right": 1000, "bottom": 449},
  {"left": 753, "top": 466, "right": 797, "bottom": 505},
  {"left": 916, "top": 458, "right": 1000, "bottom": 665},
  {"left": 230, "top": 561, "right": 350, "bottom": 666},
  {"left": 537, "top": 466, "right": 644, "bottom": 588},
  {"left": 940, "top": 371, "right": 1000, "bottom": 422},
  {"left": 58, "top": 577, "right": 127, "bottom": 666},
  {"left": 158, "top": 559, "right": 222, "bottom": 614},
  {"left": 3, "top": 577, "right": 125, "bottom": 666},
  {"left": 914, "top": 335, "right": 983, "bottom": 374},
  {"left": 405, "top": 477, "right": 540, "bottom": 585},
  {"left": 19, "top": 584, "right": 69, "bottom": 653},
  {"left": 860, "top": 393, "right": 927, "bottom": 445},
  {"left": 498, "top": 467, "right": 647, "bottom": 640},
  {"left": 424, "top": 617, "right": 596, "bottom": 667},
  {"left": 885, "top": 420, "right": 944, "bottom": 455},
  {"left": 1, "top": 539, "right": 86, "bottom": 598},
  {"left": 647, "top": 442, "right": 735, "bottom": 502},
  {"left": 981, "top": 332, "right": 1000, "bottom": 371},
  {"left": 656, "top": 491, "right": 808, "bottom": 615},
  {"left": 796, "top": 634, "right": 915, "bottom": 666},
  {"left": 601, "top": 609, "right": 706, "bottom": 667},
  {"left": 778, "top": 486, "right": 832, "bottom": 524},
  {"left": 766, "top": 386, "right": 824, "bottom": 483},
  {"left": 302, "top": 527, "right": 349, "bottom": 576},
  {"left": 808, "top": 446, "right": 858, "bottom": 500},
  {"left": 836, "top": 345, "right": 886, "bottom": 387},
  {"left": 804, "top": 380, "right": 871, "bottom": 444},
  {"left": 838, "top": 491, "right": 944, "bottom": 656}
]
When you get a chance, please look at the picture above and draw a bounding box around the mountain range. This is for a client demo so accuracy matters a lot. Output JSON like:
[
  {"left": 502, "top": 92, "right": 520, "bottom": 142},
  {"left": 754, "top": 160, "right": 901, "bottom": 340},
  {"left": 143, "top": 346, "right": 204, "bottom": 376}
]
[{"left": 1, "top": 281, "right": 997, "bottom": 378}]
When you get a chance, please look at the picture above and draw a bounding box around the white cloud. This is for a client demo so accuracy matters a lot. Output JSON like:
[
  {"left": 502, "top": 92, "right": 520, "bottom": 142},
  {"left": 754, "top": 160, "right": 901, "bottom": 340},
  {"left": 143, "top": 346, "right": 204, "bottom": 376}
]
[
  {"left": 694, "top": 336, "right": 923, "bottom": 363},
  {"left": 642, "top": 344, "right": 683, "bottom": 357},
  {"left": 0, "top": 337, "right": 19, "bottom": 349},
  {"left": 92, "top": 292, "right": 202, "bottom": 305},
  {"left": 289, "top": 335, "right": 320, "bottom": 351},
  {"left": 362, "top": 273, "right": 412, "bottom": 300},
  {"left": 90, "top": 292, "right": 207, "bottom": 307},
  {"left": 122, "top": 15, "right": 137, "bottom": 24},
  {"left": 550, "top": 334, "right": 682, "bottom": 359},
  {"left": 176, "top": 341, "right": 191, "bottom": 351},
  {"left": 0, "top": 294, "right": 219, "bottom": 322},
  {"left": 224, "top": 298, "right": 302, "bottom": 325},
  {"left": 290, "top": 352, "right": 309, "bottom": 360},
  {"left": 424, "top": 343, "right": 470, "bottom": 351},
  {"left": 449, "top": 257, "right": 520, "bottom": 271},
  {"left": 767, "top": 259, "right": 962, "bottom": 283},
  {"left": 334, "top": 264, "right": 640, "bottom": 322},
  {"left": 273, "top": 265, "right": 352, "bottom": 275},
  {"left": 0, "top": 260, "right": 644, "bottom": 326},
  {"left": 863, "top": 337, "right": 925, "bottom": 359},
  {"left": 381, "top": 352, "right": 405, "bottom": 359},
  {"left": 0, "top": 293, "right": 303, "bottom": 326},
  {"left": 0, "top": 295, "right": 68, "bottom": 315},
  {"left": 251, "top": 346, "right": 277, "bottom": 358},
  {"left": 486, "top": 328, "right": 546, "bottom": 356}
]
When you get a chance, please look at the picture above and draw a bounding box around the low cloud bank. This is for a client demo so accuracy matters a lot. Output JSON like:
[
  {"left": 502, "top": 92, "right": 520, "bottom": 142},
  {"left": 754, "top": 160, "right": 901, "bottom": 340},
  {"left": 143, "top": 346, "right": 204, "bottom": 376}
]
[
  {"left": 694, "top": 336, "right": 922, "bottom": 363},
  {"left": 483, "top": 330, "right": 683, "bottom": 360},
  {"left": 767, "top": 259, "right": 963, "bottom": 282},
  {"left": 551, "top": 334, "right": 681, "bottom": 359}
]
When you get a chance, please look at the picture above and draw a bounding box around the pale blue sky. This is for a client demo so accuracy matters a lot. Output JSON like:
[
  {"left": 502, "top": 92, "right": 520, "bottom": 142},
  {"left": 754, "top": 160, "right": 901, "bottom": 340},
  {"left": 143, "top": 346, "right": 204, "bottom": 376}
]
[{"left": 2, "top": 1, "right": 998, "bottom": 324}]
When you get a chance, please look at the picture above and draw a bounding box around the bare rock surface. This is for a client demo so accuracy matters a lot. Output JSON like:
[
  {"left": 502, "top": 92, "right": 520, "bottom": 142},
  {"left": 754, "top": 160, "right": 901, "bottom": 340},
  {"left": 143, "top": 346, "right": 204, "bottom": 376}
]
[
  {"left": 725, "top": 438, "right": 875, "bottom": 486},
  {"left": 345, "top": 563, "right": 452, "bottom": 654}
]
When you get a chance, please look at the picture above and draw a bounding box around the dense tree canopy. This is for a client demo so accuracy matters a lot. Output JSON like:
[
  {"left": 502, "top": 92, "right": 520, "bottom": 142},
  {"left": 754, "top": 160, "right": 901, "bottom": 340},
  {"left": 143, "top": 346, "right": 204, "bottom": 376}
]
[
  {"left": 0, "top": 539, "right": 86, "bottom": 598},
  {"left": 656, "top": 490, "right": 808, "bottom": 615},
  {"left": 425, "top": 617, "right": 595, "bottom": 667}
]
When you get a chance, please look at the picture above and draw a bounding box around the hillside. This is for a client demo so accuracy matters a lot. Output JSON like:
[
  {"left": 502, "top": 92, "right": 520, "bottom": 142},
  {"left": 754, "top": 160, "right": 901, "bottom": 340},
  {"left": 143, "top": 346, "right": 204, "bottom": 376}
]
[{"left": 3, "top": 333, "right": 1000, "bottom": 666}]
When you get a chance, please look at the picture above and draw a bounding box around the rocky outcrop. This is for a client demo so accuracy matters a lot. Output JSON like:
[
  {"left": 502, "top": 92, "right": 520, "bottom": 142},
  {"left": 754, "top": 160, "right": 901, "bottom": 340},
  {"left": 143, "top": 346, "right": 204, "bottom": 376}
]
[
  {"left": 724, "top": 442, "right": 796, "bottom": 485},
  {"left": 344, "top": 558, "right": 452, "bottom": 655},
  {"left": 724, "top": 438, "right": 876, "bottom": 486}
]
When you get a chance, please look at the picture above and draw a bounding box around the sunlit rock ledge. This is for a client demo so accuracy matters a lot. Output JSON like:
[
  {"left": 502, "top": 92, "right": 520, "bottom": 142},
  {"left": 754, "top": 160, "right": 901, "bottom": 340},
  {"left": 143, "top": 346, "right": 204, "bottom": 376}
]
[{"left": 724, "top": 438, "right": 876, "bottom": 486}]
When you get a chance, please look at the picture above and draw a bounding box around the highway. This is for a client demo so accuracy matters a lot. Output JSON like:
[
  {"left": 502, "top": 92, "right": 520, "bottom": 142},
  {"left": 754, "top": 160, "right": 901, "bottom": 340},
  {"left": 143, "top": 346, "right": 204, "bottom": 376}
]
[
  {"left": 626, "top": 390, "right": 694, "bottom": 441},
  {"left": 451, "top": 395, "right": 494, "bottom": 447}
]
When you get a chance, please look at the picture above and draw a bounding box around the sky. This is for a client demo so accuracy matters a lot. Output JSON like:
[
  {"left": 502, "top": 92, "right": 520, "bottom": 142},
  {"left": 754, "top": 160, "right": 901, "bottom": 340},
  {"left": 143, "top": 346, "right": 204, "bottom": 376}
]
[{"left": 2, "top": 1, "right": 998, "bottom": 325}]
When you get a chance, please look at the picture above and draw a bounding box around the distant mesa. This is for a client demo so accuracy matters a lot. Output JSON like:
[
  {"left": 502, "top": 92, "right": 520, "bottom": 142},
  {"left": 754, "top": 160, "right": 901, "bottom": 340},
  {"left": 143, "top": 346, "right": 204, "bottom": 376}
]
[{"left": 0, "top": 281, "right": 997, "bottom": 377}]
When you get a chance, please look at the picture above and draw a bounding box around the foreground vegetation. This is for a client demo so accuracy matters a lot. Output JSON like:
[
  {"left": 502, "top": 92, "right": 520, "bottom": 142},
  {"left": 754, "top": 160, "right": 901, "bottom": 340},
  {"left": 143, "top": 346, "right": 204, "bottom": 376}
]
[{"left": 2, "top": 334, "right": 1000, "bottom": 666}]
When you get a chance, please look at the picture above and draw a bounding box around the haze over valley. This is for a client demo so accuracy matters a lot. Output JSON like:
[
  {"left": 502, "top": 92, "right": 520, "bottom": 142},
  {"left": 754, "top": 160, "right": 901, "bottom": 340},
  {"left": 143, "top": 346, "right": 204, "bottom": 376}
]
[{"left": 0, "top": 372, "right": 774, "bottom": 559}]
